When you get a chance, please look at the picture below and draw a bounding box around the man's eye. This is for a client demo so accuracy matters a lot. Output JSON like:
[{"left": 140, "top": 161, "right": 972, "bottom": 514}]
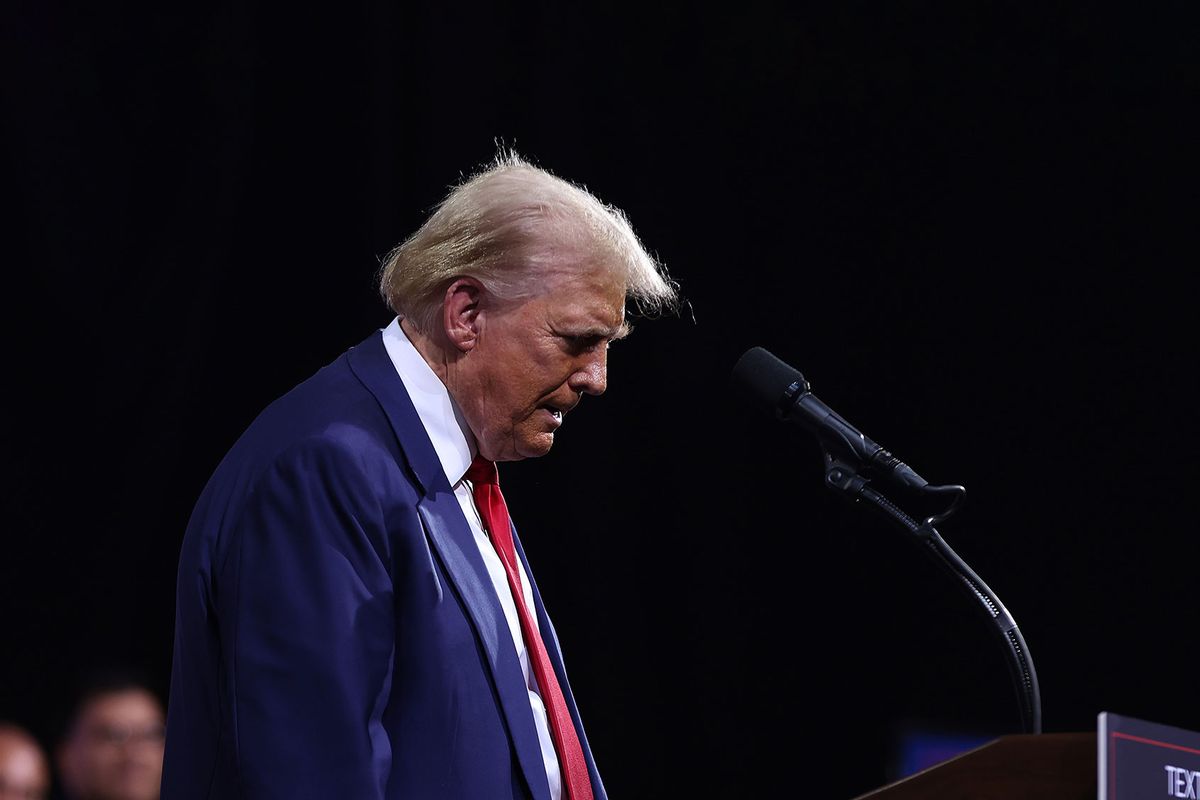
[{"left": 564, "top": 335, "right": 605, "bottom": 352}]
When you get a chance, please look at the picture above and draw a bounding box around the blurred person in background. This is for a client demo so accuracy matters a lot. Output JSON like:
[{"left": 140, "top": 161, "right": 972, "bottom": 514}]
[
  {"left": 0, "top": 723, "right": 50, "bottom": 800},
  {"left": 56, "top": 676, "right": 163, "bottom": 800}
]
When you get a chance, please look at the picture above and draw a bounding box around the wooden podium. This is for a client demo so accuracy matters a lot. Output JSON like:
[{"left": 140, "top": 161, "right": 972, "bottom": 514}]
[{"left": 853, "top": 733, "right": 1096, "bottom": 799}]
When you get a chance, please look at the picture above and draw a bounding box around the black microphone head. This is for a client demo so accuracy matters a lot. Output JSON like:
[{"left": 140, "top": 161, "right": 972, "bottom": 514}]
[{"left": 731, "top": 347, "right": 808, "bottom": 413}]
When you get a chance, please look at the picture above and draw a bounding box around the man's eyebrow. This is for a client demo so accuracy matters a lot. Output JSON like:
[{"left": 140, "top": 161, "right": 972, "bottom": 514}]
[
  {"left": 567, "top": 321, "right": 632, "bottom": 341},
  {"left": 598, "top": 322, "right": 633, "bottom": 341}
]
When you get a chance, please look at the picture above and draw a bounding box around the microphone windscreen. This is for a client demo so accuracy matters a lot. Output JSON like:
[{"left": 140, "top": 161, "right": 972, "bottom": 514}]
[{"left": 731, "top": 347, "right": 805, "bottom": 411}]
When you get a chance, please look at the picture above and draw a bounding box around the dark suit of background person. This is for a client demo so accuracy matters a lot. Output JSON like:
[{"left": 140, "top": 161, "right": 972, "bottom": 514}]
[{"left": 160, "top": 155, "right": 677, "bottom": 800}]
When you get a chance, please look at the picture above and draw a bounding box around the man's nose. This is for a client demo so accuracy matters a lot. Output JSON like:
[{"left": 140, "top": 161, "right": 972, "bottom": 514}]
[{"left": 569, "top": 349, "right": 608, "bottom": 396}]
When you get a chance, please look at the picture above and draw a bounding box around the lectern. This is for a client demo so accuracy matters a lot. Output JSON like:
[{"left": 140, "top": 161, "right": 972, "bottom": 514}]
[{"left": 853, "top": 733, "right": 1096, "bottom": 800}]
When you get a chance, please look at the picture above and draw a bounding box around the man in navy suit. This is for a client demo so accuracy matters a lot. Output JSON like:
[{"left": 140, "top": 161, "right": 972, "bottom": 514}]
[{"left": 161, "top": 154, "right": 677, "bottom": 799}]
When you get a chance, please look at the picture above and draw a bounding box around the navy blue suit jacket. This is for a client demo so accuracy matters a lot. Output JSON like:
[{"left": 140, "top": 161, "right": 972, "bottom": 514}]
[{"left": 162, "top": 331, "right": 606, "bottom": 800}]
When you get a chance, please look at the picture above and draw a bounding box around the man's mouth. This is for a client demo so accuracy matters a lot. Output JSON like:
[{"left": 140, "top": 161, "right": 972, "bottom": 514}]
[{"left": 540, "top": 405, "right": 564, "bottom": 424}]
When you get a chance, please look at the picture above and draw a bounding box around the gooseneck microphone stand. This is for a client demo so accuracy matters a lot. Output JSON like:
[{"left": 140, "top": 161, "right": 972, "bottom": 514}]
[{"left": 823, "top": 453, "right": 1043, "bottom": 734}]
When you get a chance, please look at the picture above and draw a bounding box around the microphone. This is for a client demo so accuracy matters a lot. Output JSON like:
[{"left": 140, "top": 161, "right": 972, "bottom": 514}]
[{"left": 731, "top": 346, "right": 929, "bottom": 491}]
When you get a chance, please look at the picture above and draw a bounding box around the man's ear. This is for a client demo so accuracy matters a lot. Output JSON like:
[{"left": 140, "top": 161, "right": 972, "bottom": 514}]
[{"left": 442, "top": 277, "right": 485, "bottom": 353}]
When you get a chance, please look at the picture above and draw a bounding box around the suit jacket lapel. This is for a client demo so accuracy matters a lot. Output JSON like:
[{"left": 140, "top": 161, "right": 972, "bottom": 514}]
[{"left": 346, "top": 331, "right": 552, "bottom": 800}]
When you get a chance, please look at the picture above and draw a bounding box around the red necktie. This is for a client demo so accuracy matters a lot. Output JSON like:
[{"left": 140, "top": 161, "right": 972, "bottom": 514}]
[{"left": 466, "top": 456, "right": 595, "bottom": 800}]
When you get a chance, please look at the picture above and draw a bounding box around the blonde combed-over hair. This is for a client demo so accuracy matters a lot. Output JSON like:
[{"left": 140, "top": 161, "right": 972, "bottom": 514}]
[{"left": 379, "top": 153, "right": 677, "bottom": 332}]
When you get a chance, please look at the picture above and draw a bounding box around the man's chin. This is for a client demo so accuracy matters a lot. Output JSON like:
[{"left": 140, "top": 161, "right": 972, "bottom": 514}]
[
  {"left": 481, "top": 428, "right": 555, "bottom": 462},
  {"left": 515, "top": 432, "right": 555, "bottom": 460}
]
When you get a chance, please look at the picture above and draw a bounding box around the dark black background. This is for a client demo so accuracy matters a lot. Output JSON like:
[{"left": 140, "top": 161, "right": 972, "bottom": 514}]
[{"left": 2, "top": 2, "right": 1196, "bottom": 796}]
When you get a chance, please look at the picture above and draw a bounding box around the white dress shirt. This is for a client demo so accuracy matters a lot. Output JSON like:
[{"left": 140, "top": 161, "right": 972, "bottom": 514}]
[{"left": 381, "top": 317, "right": 563, "bottom": 800}]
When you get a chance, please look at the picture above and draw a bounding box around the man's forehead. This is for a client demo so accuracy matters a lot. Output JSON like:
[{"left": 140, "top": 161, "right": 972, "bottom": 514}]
[
  {"left": 547, "top": 299, "right": 628, "bottom": 337},
  {"left": 535, "top": 268, "right": 627, "bottom": 331},
  {"left": 79, "top": 690, "right": 162, "bottom": 722},
  {"left": 0, "top": 730, "right": 42, "bottom": 759}
]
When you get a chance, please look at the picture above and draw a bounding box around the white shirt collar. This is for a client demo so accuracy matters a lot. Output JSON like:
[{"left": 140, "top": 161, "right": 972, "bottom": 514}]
[{"left": 380, "top": 317, "right": 476, "bottom": 486}]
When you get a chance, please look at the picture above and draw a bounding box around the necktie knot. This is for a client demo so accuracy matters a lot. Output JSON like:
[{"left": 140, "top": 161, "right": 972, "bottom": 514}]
[{"left": 466, "top": 454, "right": 498, "bottom": 487}]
